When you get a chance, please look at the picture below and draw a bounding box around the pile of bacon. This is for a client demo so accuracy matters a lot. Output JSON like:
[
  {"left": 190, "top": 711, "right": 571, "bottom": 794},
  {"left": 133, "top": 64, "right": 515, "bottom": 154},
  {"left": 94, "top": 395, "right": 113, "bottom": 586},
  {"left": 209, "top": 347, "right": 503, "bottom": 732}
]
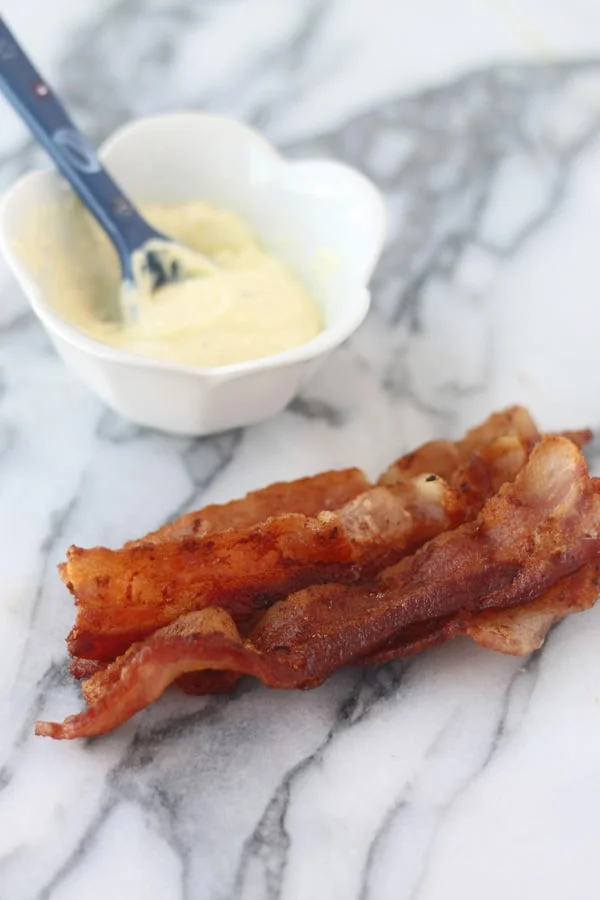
[{"left": 35, "top": 407, "right": 600, "bottom": 740}]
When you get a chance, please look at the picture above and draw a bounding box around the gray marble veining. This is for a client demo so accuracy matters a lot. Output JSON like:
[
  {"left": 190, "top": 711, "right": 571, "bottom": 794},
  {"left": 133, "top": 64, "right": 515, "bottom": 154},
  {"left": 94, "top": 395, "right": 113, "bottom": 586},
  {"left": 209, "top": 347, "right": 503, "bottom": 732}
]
[{"left": 2, "top": 2, "right": 600, "bottom": 899}]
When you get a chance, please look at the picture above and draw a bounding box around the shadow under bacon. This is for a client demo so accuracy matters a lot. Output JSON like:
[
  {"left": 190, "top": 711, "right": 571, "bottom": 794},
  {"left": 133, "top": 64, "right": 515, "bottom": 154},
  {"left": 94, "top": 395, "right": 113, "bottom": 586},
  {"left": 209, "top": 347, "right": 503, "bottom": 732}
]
[{"left": 35, "top": 409, "right": 600, "bottom": 739}]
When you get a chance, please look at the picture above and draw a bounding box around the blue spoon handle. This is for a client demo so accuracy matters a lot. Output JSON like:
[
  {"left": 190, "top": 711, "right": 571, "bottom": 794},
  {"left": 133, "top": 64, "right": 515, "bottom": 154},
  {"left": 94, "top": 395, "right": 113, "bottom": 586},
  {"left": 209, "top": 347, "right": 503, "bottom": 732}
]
[{"left": 0, "top": 17, "right": 159, "bottom": 280}]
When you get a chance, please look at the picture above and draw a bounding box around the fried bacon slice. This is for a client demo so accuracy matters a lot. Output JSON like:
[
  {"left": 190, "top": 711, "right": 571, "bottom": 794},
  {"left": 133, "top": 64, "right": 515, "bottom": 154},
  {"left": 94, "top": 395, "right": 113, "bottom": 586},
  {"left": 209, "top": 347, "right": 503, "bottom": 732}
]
[
  {"left": 171, "top": 425, "right": 589, "bottom": 699},
  {"left": 358, "top": 562, "right": 600, "bottom": 663},
  {"left": 67, "top": 429, "right": 535, "bottom": 692},
  {"left": 37, "top": 437, "right": 600, "bottom": 738},
  {"left": 135, "top": 407, "right": 555, "bottom": 544},
  {"left": 78, "top": 562, "right": 600, "bottom": 715},
  {"left": 65, "top": 475, "right": 465, "bottom": 661},
  {"left": 61, "top": 467, "right": 370, "bottom": 659},
  {"left": 63, "top": 409, "right": 554, "bottom": 665},
  {"left": 65, "top": 466, "right": 367, "bottom": 679},
  {"left": 36, "top": 609, "right": 252, "bottom": 738},
  {"left": 128, "top": 468, "right": 370, "bottom": 545},
  {"left": 246, "top": 437, "right": 600, "bottom": 686},
  {"left": 378, "top": 406, "right": 539, "bottom": 484},
  {"left": 52, "top": 407, "right": 596, "bottom": 706},
  {"left": 465, "top": 561, "right": 600, "bottom": 653},
  {"left": 379, "top": 404, "right": 591, "bottom": 486},
  {"left": 68, "top": 655, "right": 241, "bottom": 697}
]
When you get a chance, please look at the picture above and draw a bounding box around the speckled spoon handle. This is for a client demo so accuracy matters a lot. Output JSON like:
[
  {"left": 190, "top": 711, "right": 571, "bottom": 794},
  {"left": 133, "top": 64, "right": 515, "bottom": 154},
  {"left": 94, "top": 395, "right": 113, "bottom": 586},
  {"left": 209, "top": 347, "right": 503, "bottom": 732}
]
[{"left": 0, "top": 16, "right": 162, "bottom": 281}]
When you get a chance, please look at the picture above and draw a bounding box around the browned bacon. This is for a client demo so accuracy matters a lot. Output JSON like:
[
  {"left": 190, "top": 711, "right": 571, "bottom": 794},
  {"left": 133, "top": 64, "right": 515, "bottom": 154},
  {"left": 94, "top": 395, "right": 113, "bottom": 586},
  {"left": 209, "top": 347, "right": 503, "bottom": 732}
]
[
  {"left": 65, "top": 475, "right": 464, "bottom": 662},
  {"left": 128, "top": 468, "right": 370, "bottom": 545},
  {"left": 378, "top": 406, "right": 539, "bottom": 484},
  {"left": 248, "top": 437, "right": 600, "bottom": 685},
  {"left": 359, "top": 562, "right": 600, "bottom": 663},
  {"left": 63, "top": 409, "right": 551, "bottom": 666},
  {"left": 379, "top": 405, "right": 591, "bottom": 487},
  {"left": 37, "top": 437, "right": 600, "bottom": 739},
  {"left": 36, "top": 608, "right": 251, "bottom": 738}
]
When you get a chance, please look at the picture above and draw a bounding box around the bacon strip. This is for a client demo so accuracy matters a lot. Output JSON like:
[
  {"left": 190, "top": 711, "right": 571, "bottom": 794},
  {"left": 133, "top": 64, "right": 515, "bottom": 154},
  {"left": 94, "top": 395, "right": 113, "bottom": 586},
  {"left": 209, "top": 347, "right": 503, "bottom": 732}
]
[
  {"left": 379, "top": 404, "right": 590, "bottom": 486},
  {"left": 173, "top": 425, "right": 586, "bottom": 702},
  {"left": 69, "top": 655, "right": 240, "bottom": 698},
  {"left": 64, "top": 413, "right": 549, "bottom": 665},
  {"left": 58, "top": 467, "right": 370, "bottom": 589},
  {"left": 128, "top": 468, "right": 370, "bottom": 545},
  {"left": 465, "top": 562, "right": 600, "bottom": 653},
  {"left": 378, "top": 406, "right": 539, "bottom": 484},
  {"left": 65, "top": 476, "right": 465, "bottom": 661},
  {"left": 133, "top": 407, "right": 551, "bottom": 545},
  {"left": 36, "top": 610, "right": 251, "bottom": 738},
  {"left": 58, "top": 409, "right": 595, "bottom": 700},
  {"left": 37, "top": 437, "right": 600, "bottom": 738},
  {"left": 358, "top": 562, "right": 600, "bottom": 663},
  {"left": 247, "top": 437, "right": 600, "bottom": 686}
]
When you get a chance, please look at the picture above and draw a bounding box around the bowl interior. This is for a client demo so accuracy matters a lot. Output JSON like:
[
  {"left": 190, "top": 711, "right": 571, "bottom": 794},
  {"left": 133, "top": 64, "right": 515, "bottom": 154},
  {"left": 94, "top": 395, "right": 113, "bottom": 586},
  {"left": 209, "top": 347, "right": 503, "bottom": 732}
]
[{"left": 1, "top": 113, "right": 385, "bottom": 360}]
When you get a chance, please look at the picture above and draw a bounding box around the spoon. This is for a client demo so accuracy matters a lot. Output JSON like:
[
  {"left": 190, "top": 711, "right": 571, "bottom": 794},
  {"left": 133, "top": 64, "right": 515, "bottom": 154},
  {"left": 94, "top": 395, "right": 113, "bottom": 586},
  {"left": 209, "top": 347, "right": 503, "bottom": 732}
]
[{"left": 0, "top": 17, "right": 217, "bottom": 320}]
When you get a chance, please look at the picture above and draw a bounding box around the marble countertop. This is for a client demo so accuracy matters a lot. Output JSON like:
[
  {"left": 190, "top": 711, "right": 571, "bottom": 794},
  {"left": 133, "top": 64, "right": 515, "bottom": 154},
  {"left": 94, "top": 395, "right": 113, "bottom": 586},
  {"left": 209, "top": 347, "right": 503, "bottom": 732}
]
[{"left": 2, "top": 1, "right": 600, "bottom": 898}]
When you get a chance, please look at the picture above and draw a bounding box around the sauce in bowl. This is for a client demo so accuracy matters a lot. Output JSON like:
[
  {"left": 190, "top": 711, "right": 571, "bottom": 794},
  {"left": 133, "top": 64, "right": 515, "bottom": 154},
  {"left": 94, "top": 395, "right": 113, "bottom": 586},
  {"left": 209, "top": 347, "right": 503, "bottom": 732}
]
[{"left": 19, "top": 198, "right": 323, "bottom": 368}]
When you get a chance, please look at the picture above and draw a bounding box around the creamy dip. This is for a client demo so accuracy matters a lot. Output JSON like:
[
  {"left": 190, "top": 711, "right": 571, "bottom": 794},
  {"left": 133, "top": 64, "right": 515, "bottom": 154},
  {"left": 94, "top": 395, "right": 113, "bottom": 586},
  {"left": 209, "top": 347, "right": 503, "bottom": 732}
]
[{"left": 19, "top": 198, "right": 322, "bottom": 368}]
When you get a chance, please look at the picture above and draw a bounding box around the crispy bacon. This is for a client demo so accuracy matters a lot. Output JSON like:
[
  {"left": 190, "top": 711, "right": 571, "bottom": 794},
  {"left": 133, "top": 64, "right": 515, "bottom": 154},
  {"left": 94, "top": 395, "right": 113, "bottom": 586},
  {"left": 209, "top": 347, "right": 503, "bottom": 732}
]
[
  {"left": 464, "top": 562, "right": 600, "bottom": 653},
  {"left": 64, "top": 476, "right": 465, "bottom": 662},
  {"left": 57, "top": 467, "right": 370, "bottom": 587},
  {"left": 247, "top": 437, "right": 600, "bottom": 686},
  {"left": 67, "top": 431, "right": 535, "bottom": 693},
  {"left": 37, "top": 437, "right": 600, "bottom": 739},
  {"left": 379, "top": 405, "right": 591, "bottom": 486},
  {"left": 129, "top": 468, "right": 370, "bottom": 545},
  {"left": 359, "top": 562, "right": 600, "bottom": 663},
  {"left": 173, "top": 425, "right": 590, "bottom": 701},
  {"left": 63, "top": 410, "right": 550, "bottom": 665},
  {"left": 36, "top": 608, "right": 252, "bottom": 738},
  {"left": 68, "top": 654, "right": 239, "bottom": 696},
  {"left": 132, "top": 408, "right": 551, "bottom": 548},
  {"left": 379, "top": 406, "right": 539, "bottom": 484}
]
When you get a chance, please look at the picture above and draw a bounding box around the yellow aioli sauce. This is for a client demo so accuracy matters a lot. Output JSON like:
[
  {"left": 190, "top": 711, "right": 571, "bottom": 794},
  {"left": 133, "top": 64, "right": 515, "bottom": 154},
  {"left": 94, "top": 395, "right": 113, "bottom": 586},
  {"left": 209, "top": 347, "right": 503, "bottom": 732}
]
[{"left": 19, "top": 199, "right": 323, "bottom": 368}]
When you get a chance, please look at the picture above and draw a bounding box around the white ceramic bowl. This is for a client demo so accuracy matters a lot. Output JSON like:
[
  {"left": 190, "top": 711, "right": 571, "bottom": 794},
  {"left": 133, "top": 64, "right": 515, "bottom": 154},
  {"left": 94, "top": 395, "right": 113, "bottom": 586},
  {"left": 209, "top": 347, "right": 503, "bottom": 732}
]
[{"left": 0, "top": 112, "right": 385, "bottom": 435}]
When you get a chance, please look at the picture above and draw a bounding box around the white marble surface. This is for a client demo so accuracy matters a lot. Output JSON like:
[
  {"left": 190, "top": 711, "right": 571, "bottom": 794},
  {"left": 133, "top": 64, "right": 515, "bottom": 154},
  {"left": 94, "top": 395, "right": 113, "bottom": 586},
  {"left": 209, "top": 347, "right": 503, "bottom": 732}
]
[{"left": 2, "top": 2, "right": 600, "bottom": 898}]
